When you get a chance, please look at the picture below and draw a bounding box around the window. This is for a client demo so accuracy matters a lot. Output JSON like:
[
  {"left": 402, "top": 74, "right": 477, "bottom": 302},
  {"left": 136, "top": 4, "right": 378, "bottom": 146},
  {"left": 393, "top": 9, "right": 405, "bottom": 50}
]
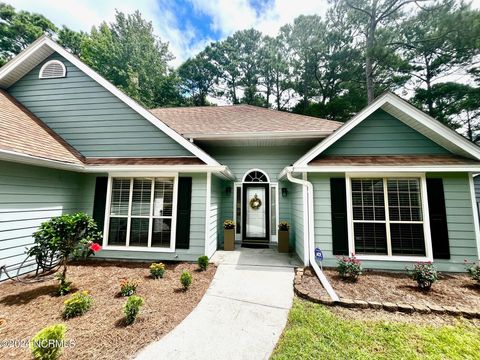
[
  {"left": 243, "top": 170, "right": 268, "bottom": 182},
  {"left": 270, "top": 185, "right": 277, "bottom": 236},
  {"left": 350, "top": 177, "right": 426, "bottom": 257},
  {"left": 106, "top": 177, "right": 176, "bottom": 250},
  {"left": 39, "top": 60, "right": 67, "bottom": 79}
]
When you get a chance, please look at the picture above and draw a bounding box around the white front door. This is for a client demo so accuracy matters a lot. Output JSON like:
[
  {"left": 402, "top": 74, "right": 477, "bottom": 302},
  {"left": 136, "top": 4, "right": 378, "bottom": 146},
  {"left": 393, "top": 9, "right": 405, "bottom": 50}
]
[{"left": 246, "top": 187, "right": 266, "bottom": 238}]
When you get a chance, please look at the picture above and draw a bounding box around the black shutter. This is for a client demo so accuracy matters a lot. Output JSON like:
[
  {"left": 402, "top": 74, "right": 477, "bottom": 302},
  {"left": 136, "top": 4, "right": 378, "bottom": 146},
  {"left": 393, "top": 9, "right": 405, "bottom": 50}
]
[
  {"left": 426, "top": 178, "right": 450, "bottom": 259},
  {"left": 92, "top": 177, "right": 108, "bottom": 238},
  {"left": 330, "top": 178, "right": 349, "bottom": 255},
  {"left": 175, "top": 177, "right": 192, "bottom": 249}
]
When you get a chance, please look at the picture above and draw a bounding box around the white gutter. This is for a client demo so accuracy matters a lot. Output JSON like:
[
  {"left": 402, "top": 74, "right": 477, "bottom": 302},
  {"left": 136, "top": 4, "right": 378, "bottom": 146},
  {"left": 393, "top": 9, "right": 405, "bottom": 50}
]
[{"left": 286, "top": 170, "right": 339, "bottom": 302}]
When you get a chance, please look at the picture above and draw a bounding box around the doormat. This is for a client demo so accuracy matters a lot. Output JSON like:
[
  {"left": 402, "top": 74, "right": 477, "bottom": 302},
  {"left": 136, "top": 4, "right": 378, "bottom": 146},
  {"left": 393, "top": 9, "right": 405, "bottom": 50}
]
[{"left": 241, "top": 244, "right": 269, "bottom": 249}]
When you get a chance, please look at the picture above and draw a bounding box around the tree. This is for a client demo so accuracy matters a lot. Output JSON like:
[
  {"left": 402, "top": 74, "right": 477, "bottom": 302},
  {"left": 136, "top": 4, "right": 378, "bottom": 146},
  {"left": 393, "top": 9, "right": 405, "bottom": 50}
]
[
  {"left": 402, "top": 1, "right": 480, "bottom": 115},
  {"left": 0, "top": 3, "right": 57, "bottom": 66},
  {"left": 58, "top": 26, "right": 87, "bottom": 56},
  {"left": 178, "top": 48, "right": 218, "bottom": 106}
]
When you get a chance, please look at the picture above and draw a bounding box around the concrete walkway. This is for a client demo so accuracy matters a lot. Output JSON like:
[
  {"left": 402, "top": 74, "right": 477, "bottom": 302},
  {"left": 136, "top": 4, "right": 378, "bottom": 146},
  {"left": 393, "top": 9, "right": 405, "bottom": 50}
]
[{"left": 135, "top": 246, "right": 300, "bottom": 360}]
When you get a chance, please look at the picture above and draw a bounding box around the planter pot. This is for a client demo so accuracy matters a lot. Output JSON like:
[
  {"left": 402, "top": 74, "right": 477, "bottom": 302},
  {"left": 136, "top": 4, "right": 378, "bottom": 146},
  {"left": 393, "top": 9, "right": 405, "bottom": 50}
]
[
  {"left": 278, "top": 230, "right": 289, "bottom": 253},
  {"left": 224, "top": 228, "right": 235, "bottom": 251}
]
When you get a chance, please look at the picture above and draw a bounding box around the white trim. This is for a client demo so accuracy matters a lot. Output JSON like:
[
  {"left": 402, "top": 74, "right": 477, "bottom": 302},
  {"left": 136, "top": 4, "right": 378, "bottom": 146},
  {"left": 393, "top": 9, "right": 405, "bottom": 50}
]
[
  {"left": 234, "top": 182, "right": 242, "bottom": 241},
  {"left": 39, "top": 59, "right": 66, "bottom": 78},
  {"left": 288, "top": 165, "right": 480, "bottom": 173},
  {"left": 183, "top": 130, "right": 332, "bottom": 140},
  {"left": 269, "top": 183, "right": 279, "bottom": 242},
  {"left": 205, "top": 172, "right": 212, "bottom": 256},
  {"left": 102, "top": 174, "right": 178, "bottom": 253},
  {"left": 294, "top": 92, "right": 480, "bottom": 167},
  {"left": 0, "top": 37, "right": 221, "bottom": 166},
  {"left": 468, "top": 173, "right": 480, "bottom": 260},
  {"left": 242, "top": 168, "right": 271, "bottom": 183},
  {"left": 345, "top": 173, "right": 433, "bottom": 262},
  {"left": 302, "top": 172, "right": 309, "bottom": 264}
]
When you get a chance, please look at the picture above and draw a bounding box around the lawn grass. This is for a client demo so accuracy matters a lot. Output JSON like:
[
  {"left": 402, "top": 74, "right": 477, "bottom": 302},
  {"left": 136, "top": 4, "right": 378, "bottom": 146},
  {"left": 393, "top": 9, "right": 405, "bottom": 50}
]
[{"left": 271, "top": 299, "right": 480, "bottom": 360}]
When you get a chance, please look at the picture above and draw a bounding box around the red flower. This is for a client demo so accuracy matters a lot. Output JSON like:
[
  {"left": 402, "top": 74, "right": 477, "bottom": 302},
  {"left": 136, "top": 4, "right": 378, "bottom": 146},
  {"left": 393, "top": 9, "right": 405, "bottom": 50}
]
[{"left": 89, "top": 243, "right": 102, "bottom": 252}]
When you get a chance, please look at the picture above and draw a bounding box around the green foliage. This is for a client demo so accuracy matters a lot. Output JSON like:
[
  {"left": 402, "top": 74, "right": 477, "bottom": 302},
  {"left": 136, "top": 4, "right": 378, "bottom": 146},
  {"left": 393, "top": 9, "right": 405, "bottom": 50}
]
[
  {"left": 408, "top": 262, "right": 438, "bottom": 291},
  {"left": 30, "top": 324, "right": 67, "bottom": 360},
  {"left": 465, "top": 261, "right": 480, "bottom": 284},
  {"left": 120, "top": 279, "right": 138, "bottom": 297},
  {"left": 62, "top": 291, "right": 93, "bottom": 319},
  {"left": 272, "top": 299, "right": 480, "bottom": 359},
  {"left": 223, "top": 220, "right": 235, "bottom": 230},
  {"left": 197, "top": 256, "right": 209, "bottom": 271},
  {"left": 149, "top": 262, "right": 166, "bottom": 279},
  {"left": 180, "top": 270, "right": 192, "bottom": 290},
  {"left": 55, "top": 272, "right": 72, "bottom": 296},
  {"left": 124, "top": 295, "right": 144, "bottom": 325},
  {"left": 278, "top": 221, "right": 290, "bottom": 231},
  {"left": 336, "top": 255, "right": 362, "bottom": 281}
]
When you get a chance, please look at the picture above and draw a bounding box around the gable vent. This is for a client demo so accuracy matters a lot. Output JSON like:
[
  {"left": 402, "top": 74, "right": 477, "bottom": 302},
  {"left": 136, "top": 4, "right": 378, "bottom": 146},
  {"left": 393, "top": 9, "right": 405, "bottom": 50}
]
[{"left": 39, "top": 60, "right": 66, "bottom": 79}]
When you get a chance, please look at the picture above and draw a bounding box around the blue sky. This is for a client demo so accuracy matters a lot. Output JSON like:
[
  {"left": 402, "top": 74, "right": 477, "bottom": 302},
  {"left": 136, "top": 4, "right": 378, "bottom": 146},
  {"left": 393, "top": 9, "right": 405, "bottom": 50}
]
[
  {"left": 8, "top": 0, "right": 480, "bottom": 66},
  {"left": 7, "top": 0, "right": 330, "bottom": 65}
]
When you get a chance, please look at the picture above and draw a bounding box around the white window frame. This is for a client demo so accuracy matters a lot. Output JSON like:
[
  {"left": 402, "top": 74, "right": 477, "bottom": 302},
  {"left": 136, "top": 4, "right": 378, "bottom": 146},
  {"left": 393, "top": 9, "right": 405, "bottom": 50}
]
[
  {"left": 39, "top": 59, "right": 67, "bottom": 79},
  {"left": 102, "top": 172, "right": 178, "bottom": 253},
  {"left": 345, "top": 172, "right": 433, "bottom": 262}
]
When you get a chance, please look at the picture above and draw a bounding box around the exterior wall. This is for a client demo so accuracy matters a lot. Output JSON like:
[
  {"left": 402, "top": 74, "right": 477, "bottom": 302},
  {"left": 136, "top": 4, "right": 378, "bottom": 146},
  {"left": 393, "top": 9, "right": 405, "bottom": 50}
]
[
  {"left": 207, "top": 175, "right": 221, "bottom": 257},
  {"left": 0, "top": 160, "right": 95, "bottom": 280},
  {"left": 474, "top": 175, "right": 480, "bottom": 218},
  {"left": 309, "top": 172, "right": 478, "bottom": 272},
  {"left": 97, "top": 172, "right": 207, "bottom": 262},
  {"left": 8, "top": 53, "right": 193, "bottom": 158},
  {"left": 291, "top": 182, "right": 304, "bottom": 263},
  {"left": 323, "top": 109, "right": 450, "bottom": 156}
]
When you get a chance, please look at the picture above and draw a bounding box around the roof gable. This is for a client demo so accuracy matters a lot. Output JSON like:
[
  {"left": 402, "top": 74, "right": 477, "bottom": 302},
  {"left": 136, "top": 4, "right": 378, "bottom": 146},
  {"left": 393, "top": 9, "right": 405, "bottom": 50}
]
[
  {"left": 294, "top": 92, "right": 480, "bottom": 167},
  {"left": 0, "top": 36, "right": 220, "bottom": 165}
]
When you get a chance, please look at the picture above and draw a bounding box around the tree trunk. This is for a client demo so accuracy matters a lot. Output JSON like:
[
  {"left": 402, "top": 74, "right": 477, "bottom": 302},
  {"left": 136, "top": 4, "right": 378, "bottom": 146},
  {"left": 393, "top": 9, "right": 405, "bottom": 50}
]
[
  {"left": 425, "top": 58, "right": 434, "bottom": 115},
  {"left": 365, "top": 26, "right": 376, "bottom": 104},
  {"left": 276, "top": 74, "right": 281, "bottom": 110},
  {"left": 467, "top": 111, "right": 473, "bottom": 141}
]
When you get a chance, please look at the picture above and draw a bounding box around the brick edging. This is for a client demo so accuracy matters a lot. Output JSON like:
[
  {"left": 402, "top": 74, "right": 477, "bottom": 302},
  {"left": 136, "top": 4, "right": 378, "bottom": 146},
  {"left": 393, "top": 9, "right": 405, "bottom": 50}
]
[{"left": 293, "top": 267, "right": 480, "bottom": 319}]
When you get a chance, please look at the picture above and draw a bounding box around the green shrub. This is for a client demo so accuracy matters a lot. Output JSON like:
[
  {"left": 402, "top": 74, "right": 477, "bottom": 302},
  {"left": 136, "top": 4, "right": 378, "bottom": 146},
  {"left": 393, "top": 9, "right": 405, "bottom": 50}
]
[
  {"left": 223, "top": 220, "right": 235, "bottom": 229},
  {"left": 408, "top": 262, "right": 438, "bottom": 291},
  {"left": 149, "top": 262, "right": 166, "bottom": 279},
  {"left": 120, "top": 279, "right": 138, "bottom": 296},
  {"left": 30, "top": 324, "right": 66, "bottom": 360},
  {"left": 278, "top": 221, "right": 290, "bottom": 231},
  {"left": 197, "top": 256, "right": 209, "bottom": 271},
  {"left": 336, "top": 255, "right": 362, "bottom": 282},
  {"left": 465, "top": 260, "right": 480, "bottom": 284},
  {"left": 124, "top": 295, "right": 144, "bottom": 325},
  {"left": 62, "top": 291, "right": 93, "bottom": 319},
  {"left": 180, "top": 270, "right": 192, "bottom": 290},
  {"left": 55, "top": 272, "right": 72, "bottom": 296}
]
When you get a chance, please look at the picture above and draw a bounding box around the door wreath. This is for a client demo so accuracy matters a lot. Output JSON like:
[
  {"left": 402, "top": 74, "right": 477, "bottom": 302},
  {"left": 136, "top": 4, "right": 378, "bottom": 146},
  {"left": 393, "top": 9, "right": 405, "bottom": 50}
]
[{"left": 249, "top": 194, "right": 262, "bottom": 210}]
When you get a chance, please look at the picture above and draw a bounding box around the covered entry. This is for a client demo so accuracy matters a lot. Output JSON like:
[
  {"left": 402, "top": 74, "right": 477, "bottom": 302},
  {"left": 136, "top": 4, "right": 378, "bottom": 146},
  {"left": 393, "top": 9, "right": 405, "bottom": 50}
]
[{"left": 234, "top": 169, "right": 278, "bottom": 245}]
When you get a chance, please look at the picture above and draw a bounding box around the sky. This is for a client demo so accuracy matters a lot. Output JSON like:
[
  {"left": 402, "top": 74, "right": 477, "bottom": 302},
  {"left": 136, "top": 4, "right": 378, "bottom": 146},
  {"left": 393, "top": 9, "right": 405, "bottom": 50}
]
[{"left": 7, "top": 0, "right": 332, "bottom": 66}]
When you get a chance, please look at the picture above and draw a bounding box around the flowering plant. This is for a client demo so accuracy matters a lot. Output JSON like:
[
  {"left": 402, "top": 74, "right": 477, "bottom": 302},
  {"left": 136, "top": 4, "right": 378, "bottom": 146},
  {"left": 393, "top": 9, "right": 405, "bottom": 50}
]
[
  {"left": 336, "top": 254, "right": 362, "bottom": 281},
  {"left": 407, "top": 262, "right": 438, "bottom": 291},
  {"left": 120, "top": 279, "right": 138, "bottom": 297},
  {"left": 63, "top": 290, "right": 93, "bottom": 319},
  {"left": 278, "top": 221, "right": 290, "bottom": 231},
  {"left": 149, "top": 262, "right": 166, "bottom": 279},
  {"left": 465, "top": 260, "right": 480, "bottom": 284},
  {"left": 223, "top": 220, "right": 235, "bottom": 230}
]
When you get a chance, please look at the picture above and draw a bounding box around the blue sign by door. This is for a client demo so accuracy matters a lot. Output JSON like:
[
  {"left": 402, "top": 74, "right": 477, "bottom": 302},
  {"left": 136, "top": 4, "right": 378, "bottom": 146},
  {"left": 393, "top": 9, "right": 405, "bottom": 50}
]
[{"left": 315, "top": 248, "right": 323, "bottom": 261}]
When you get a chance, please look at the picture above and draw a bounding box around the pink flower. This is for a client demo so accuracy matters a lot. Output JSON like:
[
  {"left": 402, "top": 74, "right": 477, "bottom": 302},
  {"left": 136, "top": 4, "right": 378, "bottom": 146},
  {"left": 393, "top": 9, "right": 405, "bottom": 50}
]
[{"left": 89, "top": 243, "right": 102, "bottom": 252}]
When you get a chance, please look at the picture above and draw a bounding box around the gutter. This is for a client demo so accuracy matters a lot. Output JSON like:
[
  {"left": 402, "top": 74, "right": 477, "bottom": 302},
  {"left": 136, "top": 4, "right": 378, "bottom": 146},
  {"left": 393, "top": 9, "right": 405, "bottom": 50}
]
[{"left": 286, "top": 169, "right": 339, "bottom": 302}]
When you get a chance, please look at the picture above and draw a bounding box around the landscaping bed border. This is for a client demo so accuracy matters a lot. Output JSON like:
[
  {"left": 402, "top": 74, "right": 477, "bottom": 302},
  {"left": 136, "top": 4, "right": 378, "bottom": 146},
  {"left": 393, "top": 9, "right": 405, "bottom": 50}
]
[{"left": 293, "top": 267, "right": 480, "bottom": 319}]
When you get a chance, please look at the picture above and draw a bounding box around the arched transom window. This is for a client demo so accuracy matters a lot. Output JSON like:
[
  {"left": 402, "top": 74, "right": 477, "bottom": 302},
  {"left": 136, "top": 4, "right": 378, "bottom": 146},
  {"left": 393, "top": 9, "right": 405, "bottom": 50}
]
[{"left": 243, "top": 169, "right": 269, "bottom": 183}]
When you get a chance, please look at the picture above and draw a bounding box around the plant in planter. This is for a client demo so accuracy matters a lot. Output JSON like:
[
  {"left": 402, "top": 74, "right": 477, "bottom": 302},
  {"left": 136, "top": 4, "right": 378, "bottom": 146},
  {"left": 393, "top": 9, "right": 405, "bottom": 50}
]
[
  {"left": 149, "top": 262, "right": 166, "bottom": 279},
  {"left": 278, "top": 221, "right": 290, "bottom": 253},
  {"left": 408, "top": 262, "right": 438, "bottom": 291},
  {"left": 223, "top": 220, "right": 235, "bottom": 251},
  {"left": 120, "top": 279, "right": 138, "bottom": 297},
  {"left": 336, "top": 255, "right": 362, "bottom": 281},
  {"left": 465, "top": 260, "right": 480, "bottom": 284},
  {"left": 28, "top": 212, "right": 102, "bottom": 296}
]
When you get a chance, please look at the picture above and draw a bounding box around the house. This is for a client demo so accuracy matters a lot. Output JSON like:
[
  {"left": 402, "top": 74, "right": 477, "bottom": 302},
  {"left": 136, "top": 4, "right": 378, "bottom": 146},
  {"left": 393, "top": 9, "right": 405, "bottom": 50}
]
[{"left": 0, "top": 36, "right": 479, "bottom": 281}]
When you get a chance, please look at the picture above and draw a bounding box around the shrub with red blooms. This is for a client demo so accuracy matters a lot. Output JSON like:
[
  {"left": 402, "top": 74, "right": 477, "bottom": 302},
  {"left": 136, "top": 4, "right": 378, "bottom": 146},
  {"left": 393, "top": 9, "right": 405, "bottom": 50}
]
[
  {"left": 464, "top": 259, "right": 480, "bottom": 284},
  {"left": 89, "top": 243, "right": 102, "bottom": 252},
  {"left": 336, "top": 254, "right": 362, "bottom": 281},
  {"left": 407, "top": 262, "right": 438, "bottom": 291}
]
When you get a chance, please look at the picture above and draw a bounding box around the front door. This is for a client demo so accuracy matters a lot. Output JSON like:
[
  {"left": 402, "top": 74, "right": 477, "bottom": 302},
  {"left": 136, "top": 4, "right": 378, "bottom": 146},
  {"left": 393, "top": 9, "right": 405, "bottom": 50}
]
[{"left": 242, "top": 183, "right": 269, "bottom": 243}]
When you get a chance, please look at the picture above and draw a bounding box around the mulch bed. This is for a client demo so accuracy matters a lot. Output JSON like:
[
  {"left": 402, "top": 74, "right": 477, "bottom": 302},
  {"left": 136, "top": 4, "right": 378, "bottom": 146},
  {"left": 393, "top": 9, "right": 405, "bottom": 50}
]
[
  {"left": 302, "top": 268, "right": 480, "bottom": 311},
  {"left": 0, "top": 261, "right": 216, "bottom": 360}
]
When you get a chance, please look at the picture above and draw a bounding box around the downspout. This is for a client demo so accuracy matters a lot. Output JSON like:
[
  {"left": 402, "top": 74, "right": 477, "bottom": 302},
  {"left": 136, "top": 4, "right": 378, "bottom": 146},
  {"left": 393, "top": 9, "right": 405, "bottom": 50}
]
[{"left": 287, "top": 170, "right": 339, "bottom": 302}]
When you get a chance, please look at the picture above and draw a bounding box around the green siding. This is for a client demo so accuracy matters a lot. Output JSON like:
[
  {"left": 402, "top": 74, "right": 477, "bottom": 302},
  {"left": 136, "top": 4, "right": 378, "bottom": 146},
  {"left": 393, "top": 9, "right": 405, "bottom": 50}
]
[
  {"left": 309, "top": 172, "right": 477, "bottom": 272},
  {"left": 208, "top": 175, "right": 222, "bottom": 256},
  {"left": 323, "top": 109, "right": 450, "bottom": 156},
  {"left": 0, "top": 160, "right": 95, "bottom": 280},
  {"left": 97, "top": 173, "right": 207, "bottom": 262},
  {"left": 8, "top": 53, "right": 193, "bottom": 158},
  {"left": 291, "top": 182, "right": 304, "bottom": 262}
]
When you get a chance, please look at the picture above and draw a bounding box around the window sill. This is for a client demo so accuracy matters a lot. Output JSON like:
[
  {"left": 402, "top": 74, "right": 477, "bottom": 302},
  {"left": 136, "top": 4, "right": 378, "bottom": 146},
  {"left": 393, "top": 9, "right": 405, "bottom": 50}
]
[
  {"left": 355, "top": 255, "right": 433, "bottom": 262},
  {"left": 101, "top": 245, "right": 175, "bottom": 253}
]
